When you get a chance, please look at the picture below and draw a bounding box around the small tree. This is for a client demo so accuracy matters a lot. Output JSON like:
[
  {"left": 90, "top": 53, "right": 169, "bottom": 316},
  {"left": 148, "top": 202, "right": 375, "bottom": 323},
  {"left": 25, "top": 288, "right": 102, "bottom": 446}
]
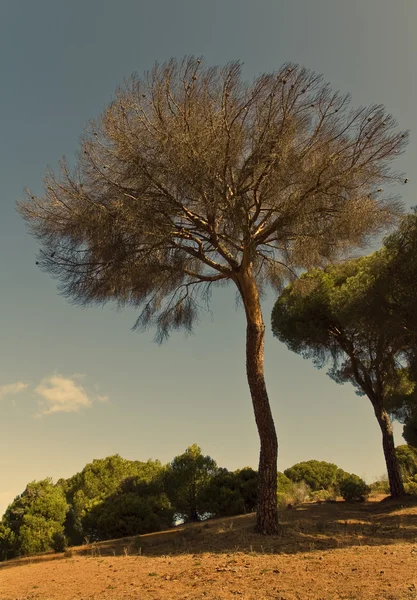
[
  {"left": 1, "top": 479, "right": 68, "bottom": 558},
  {"left": 18, "top": 57, "right": 408, "bottom": 533},
  {"left": 272, "top": 255, "right": 406, "bottom": 496},
  {"left": 202, "top": 466, "right": 258, "bottom": 517},
  {"left": 61, "top": 454, "right": 163, "bottom": 544},
  {"left": 202, "top": 469, "right": 247, "bottom": 517},
  {"left": 284, "top": 460, "right": 344, "bottom": 492},
  {"left": 165, "top": 444, "right": 218, "bottom": 522},
  {"left": 86, "top": 490, "right": 174, "bottom": 540},
  {"left": 339, "top": 474, "right": 370, "bottom": 502}
]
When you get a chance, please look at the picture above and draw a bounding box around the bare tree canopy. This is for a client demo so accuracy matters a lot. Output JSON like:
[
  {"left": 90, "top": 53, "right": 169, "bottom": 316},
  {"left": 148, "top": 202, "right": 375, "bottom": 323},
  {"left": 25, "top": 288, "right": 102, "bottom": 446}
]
[
  {"left": 20, "top": 57, "right": 407, "bottom": 340},
  {"left": 18, "top": 57, "right": 408, "bottom": 534}
]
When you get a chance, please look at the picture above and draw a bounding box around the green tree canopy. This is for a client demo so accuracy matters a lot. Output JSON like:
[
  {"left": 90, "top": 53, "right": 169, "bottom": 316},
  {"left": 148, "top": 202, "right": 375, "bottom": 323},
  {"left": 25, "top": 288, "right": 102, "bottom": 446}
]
[
  {"left": 165, "top": 444, "right": 218, "bottom": 522},
  {"left": 386, "top": 383, "right": 417, "bottom": 447},
  {"left": 373, "top": 213, "right": 417, "bottom": 446},
  {"left": 0, "top": 479, "right": 68, "bottom": 559},
  {"left": 201, "top": 467, "right": 258, "bottom": 517},
  {"left": 59, "top": 454, "right": 164, "bottom": 544},
  {"left": 272, "top": 251, "right": 406, "bottom": 496},
  {"left": 284, "top": 460, "right": 346, "bottom": 492},
  {"left": 339, "top": 474, "right": 371, "bottom": 502},
  {"left": 376, "top": 212, "right": 417, "bottom": 345},
  {"left": 84, "top": 486, "right": 174, "bottom": 541},
  {"left": 0, "top": 522, "right": 14, "bottom": 561}
]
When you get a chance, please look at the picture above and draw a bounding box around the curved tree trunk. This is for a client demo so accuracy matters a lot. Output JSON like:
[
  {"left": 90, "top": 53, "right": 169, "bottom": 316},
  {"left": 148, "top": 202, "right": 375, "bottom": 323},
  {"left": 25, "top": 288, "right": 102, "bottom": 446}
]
[
  {"left": 341, "top": 343, "right": 405, "bottom": 499},
  {"left": 237, "top": 268, "right": 279, "bottom": 535},
  {"left": 374, "top": 405, "right": 405, "bottom": 497}
]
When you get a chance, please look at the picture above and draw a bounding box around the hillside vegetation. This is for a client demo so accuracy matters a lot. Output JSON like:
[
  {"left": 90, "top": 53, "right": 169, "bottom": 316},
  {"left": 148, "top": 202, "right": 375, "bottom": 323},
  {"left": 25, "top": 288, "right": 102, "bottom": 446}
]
[{"left": 1, "top": 444, "right": 417, "bottom": 562}]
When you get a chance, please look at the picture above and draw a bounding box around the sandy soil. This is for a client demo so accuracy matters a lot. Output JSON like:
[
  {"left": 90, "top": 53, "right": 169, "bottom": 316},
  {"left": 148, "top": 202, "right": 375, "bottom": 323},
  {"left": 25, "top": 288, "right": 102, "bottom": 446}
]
[{"left": 1, "top": 497, "right": 416, "bottom": 600}]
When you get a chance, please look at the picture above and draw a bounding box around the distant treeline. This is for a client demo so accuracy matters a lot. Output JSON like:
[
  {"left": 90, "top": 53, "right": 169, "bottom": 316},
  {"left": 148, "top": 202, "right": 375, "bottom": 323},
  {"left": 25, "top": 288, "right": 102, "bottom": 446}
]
[{"left": 1, "top": 443, "right": 416, "bottom": 560}]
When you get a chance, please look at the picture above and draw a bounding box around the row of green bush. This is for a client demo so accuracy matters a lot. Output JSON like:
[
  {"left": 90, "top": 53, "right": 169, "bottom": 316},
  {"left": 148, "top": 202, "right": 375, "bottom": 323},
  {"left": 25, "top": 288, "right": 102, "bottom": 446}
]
[
  {"left": 277, "top": 464, "right": 372, "bottom": 506},
  {"left": 1, "top": 444, "right": 416, "bottom": 560}
]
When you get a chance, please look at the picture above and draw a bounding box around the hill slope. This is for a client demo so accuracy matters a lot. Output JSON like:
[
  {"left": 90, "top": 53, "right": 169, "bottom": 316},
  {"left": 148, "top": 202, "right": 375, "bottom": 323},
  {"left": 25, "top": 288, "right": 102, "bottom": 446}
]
[{"left": 1, "top": 498, "right": 416, "bottom": 600}]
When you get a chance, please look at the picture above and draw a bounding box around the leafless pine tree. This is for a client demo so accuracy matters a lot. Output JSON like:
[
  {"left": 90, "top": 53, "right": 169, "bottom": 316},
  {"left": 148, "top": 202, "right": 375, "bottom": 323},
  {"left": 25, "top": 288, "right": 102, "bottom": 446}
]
[{"left": 18, "top": 57, "right": 408, "bottom": 534}]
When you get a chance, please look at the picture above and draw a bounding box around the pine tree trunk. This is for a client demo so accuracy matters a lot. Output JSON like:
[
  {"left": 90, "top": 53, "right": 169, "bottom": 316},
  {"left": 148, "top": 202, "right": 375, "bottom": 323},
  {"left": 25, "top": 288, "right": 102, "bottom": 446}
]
[
  {"left": 237, "top": 268, "right": 279, "bottom": 535},
  {"left": 374, "top": 405, "right": 405, "bottom": 497}
]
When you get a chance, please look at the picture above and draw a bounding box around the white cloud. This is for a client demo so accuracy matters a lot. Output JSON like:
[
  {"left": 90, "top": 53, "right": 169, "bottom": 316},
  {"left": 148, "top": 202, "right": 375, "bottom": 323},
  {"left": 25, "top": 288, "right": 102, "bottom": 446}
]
[
  {"left": 35, "top": 375, "right": 97, "bottom": 415},
  {"left": 0, "top": 375, "right": 108, "bottom": 417},
  {"left": 0, "top": 382, "right": 28, "bottom": 400}
]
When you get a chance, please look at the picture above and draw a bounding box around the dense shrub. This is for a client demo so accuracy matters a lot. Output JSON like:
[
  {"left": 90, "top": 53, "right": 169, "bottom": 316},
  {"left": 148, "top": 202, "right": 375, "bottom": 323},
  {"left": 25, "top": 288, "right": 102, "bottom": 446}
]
[
  {"left": 339, "top": 474, "right": 370, "bottom": 502},
  {"left": 284, "top": 461, "right": 345, "bottom": 492},
  {"left": 0, "top": 523, "right": 15, "bottom": 561},
  {"left": 308, "top": 488, "right": 338, "bottom": 502},
  {"left": 277, "top": 481, "right": 310, "bottom": 508},
  {"left": 81, "top": 472, "right": 175, "bottom": 541},
  {"left": 404, "top": 475, "right": 417, "bottom": 496},
  {"left": 277, "top": 471, "right": 292, "bottom": 491},
  {"left": 61, "top": 455, "right": 165, "bottom": 544},
  {"left": 235, "top": 467, "right": 258, "bottom": 512},
  {"left": 0, "top": 479, "right": 68, "bottom": 559},
  {"left": 51, "top": 531, "right": 68, "bottom": 553},
  {"left": 2, "top": 448, "right": 398, "bottom": 560},
  {"left": 86, "top": 492, "right": 174, "bottom": 540},
  {"left": 369, "top": 479, "right": 390, "bottom": 495},
  {"left": 202, "top": 467, "right": 258, "bottom": 517},
  {"left": 203, "top": 480, "right": 246, "bottom": 517}
]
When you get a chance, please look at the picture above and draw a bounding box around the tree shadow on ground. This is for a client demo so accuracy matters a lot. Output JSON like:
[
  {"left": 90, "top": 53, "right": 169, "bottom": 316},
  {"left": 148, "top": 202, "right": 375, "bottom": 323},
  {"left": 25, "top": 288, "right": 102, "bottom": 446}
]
[{"left": 1, "top": 496, "right": 416, "bottom": 570}]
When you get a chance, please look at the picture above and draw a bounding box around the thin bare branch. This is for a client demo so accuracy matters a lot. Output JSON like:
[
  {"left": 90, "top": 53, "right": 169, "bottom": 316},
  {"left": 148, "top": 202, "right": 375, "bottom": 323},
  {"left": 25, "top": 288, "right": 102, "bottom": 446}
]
[{"left": 19, "top": 57, "right": 407, "bottom": 339}]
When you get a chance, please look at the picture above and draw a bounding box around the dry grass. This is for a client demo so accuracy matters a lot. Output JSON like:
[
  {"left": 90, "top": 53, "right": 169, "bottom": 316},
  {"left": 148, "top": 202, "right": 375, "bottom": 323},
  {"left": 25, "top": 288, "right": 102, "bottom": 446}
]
[{"left": 1, "top": 495, "right": 416, "bottom": 599}]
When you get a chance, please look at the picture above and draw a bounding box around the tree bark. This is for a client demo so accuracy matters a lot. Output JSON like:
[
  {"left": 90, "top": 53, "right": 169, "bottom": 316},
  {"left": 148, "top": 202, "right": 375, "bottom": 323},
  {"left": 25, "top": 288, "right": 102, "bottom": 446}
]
[
  {"left": 237, "top": 267, "right": 279, "bottom": 535},
  {"left": 374, "top": 404, "right": 405, "bottom": 497}
]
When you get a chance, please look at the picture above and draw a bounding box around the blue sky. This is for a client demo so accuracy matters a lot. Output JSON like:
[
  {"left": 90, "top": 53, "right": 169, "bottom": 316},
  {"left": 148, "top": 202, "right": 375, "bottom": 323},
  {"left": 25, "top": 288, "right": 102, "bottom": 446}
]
[{"left": 0, "top": 0, "right": 416, "bottom": 516}]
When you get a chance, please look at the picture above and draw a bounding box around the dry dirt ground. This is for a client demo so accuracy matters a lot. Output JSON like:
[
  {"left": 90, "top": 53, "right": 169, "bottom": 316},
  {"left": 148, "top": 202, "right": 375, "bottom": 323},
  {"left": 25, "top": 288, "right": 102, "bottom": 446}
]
[{"left": 1, "top": 496, "right": 416, "bottom": 600}]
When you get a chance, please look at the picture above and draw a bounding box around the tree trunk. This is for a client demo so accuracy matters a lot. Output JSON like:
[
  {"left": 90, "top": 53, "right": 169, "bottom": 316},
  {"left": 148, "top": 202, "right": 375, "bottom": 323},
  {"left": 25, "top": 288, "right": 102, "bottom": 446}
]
[
  {"left": 237, "top": 267, "right": 279, "bottom": 535},
  {"left": 341, "top": 345, "right": 405, "bottom": 499},
  {"left": 374, "top": 404, "right": 405, "bottom": 497}
]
